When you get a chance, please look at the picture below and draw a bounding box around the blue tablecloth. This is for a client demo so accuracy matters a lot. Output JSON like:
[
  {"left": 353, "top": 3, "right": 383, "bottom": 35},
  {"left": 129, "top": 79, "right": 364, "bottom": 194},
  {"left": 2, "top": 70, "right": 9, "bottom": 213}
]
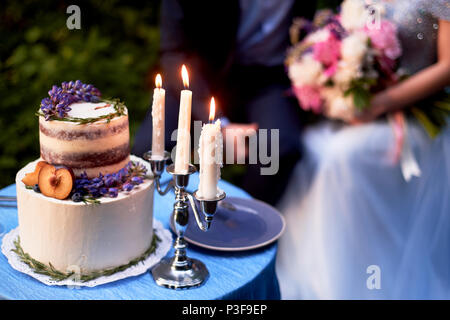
[{"left": 0, "top": 172, "right": 280, "bottom": 300}]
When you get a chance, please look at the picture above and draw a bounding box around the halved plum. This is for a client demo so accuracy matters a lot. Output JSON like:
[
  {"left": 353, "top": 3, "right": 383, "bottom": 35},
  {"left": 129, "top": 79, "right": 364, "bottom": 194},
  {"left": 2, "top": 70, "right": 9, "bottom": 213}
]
[
  {"left": 21, "top": 161, "right": 49, "bottom": 186},
  {"left": 38, "top": 165, "right": 75, "bottom": 200}
]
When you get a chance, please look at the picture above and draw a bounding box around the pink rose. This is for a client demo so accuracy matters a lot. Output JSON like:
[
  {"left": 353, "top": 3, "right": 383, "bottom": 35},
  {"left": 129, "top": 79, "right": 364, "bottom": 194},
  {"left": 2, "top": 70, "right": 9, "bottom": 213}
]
[
  {"left": 313, "top": 34, "right": 341, "bottom": 68},
  {"left": 293, "top": 85, "right": 322, "bottom": 113},
  {"left": 324, "top": 63, "right": 338, "bottom": 78},
  {"left": 364, "top": 20, "right": 402, "bottom": 60}
]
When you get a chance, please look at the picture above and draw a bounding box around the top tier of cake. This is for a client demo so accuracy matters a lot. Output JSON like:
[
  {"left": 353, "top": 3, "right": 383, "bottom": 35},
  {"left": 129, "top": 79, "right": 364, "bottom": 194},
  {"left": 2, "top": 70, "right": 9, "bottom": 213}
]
[{"left": 39, "top": 101, "right": 130, "bottom": 178}]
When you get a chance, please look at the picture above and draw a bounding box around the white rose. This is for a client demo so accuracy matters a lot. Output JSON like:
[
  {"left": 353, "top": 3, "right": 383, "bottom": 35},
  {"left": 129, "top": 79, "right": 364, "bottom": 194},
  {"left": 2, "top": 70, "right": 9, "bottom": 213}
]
[
  {"left": 288, "top": 54, "right": 323, "bottom": 86},
  {"left": 325, "top": 93, "right": 356, "bottom": 121},
  {"left": 332, "top": 32, "right": 368, "bottom": 87},
  {"left": 332, "top": 60, "right": 359, "bottom": 87},
  {"left": 341, "top": 32, "right": 368, "bottom": 64},
  {"left": 322, "top": 87, "right": 342, "bottom": 104},
  {"left": 340, "top": 0, "right": 368, "bottom": 31}
]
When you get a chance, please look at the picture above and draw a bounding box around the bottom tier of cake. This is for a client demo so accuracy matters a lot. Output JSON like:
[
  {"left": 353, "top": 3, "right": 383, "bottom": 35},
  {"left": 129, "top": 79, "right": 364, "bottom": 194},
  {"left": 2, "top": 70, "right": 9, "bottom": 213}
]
[{"left": 15, "top": 155, "right": 154, "bottom": 274}]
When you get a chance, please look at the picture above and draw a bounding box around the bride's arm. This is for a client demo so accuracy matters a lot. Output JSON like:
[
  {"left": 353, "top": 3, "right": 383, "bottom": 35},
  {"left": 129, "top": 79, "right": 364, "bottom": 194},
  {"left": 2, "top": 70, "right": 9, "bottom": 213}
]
[{"left": 355, "top": 20, "right": 450, "bottom": 122}]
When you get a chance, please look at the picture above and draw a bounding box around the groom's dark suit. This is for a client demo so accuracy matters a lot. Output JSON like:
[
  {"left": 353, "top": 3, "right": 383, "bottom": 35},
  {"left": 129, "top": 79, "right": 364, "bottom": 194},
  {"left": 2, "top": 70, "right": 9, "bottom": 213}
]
[{"left": 133, "top": 0, "right": 317, "bottom": 205}]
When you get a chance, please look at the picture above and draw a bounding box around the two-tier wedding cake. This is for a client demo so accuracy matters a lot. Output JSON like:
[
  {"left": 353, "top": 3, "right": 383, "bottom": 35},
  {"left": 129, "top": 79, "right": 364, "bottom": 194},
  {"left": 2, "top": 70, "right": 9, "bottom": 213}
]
[{"left": 15, "top": 81, "right": 155, "bottom": 276}]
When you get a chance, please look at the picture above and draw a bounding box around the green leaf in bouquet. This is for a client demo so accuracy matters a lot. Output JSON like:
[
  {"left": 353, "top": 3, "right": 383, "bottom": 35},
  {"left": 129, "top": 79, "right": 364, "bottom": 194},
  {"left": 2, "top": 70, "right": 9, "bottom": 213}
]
[
  {"left": 433, "top": 92, "right": 450, "bottom": 112},
  {"left": 348, "top": 78, "right": 377, "bottom": 89},
  {"left": 409, "top": 91, "right": 450, "bottom": 138},
  {"left": 430, "top": 108, "right": 449, "bottom": 127},
  {"left": 434, "top": 101, "right": 450, "bottom": 111},
  {"left": 344, "top": 78, "right": 378, "bottom": 110},
  {"left": 353, "top": 88, "right": 371, "bottom": 110},
  {"left": 411, "top": 107, "right": 441, "bottom": 138},
  {"left": 344, "top": 85, "right": 371, "bottom": 110}
]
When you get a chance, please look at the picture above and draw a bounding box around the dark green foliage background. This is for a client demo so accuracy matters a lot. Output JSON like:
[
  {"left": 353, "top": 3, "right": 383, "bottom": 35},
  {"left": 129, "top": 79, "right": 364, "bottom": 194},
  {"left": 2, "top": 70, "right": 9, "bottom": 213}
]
[{"left": 0, "top": 1, "right": 160, "bottom": 188}]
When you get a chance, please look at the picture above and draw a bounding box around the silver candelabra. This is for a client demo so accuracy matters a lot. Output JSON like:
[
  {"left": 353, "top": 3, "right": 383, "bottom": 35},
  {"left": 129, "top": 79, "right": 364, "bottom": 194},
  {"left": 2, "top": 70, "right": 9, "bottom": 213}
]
[{"left": 143, "top": 150, "right": 226, "bottom": 289}]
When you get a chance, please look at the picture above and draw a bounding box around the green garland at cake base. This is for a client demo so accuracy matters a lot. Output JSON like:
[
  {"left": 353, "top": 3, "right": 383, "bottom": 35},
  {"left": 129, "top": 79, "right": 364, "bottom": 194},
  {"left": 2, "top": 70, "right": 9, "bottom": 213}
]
[{"left": 12, "top": 231, "right": 160, "bottom": 283}]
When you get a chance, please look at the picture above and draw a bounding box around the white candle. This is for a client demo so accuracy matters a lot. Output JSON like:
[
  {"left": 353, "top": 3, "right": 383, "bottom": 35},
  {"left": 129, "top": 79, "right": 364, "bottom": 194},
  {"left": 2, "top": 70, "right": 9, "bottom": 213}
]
[
  {"left": 151, "top": 74, "right": 165, "bottom": 158},
  {"left": 174, "top": 65, "right": 192, "bottom": 173},
  {"left": 198, "top": 98, "right": 223, "bottom": 199}
]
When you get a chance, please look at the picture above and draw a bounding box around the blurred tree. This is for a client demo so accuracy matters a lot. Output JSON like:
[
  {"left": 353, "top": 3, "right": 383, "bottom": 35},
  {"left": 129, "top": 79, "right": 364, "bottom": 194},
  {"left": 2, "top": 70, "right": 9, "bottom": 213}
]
[{"left": 0, "top": 0, "right": 160, "bottom": 187}]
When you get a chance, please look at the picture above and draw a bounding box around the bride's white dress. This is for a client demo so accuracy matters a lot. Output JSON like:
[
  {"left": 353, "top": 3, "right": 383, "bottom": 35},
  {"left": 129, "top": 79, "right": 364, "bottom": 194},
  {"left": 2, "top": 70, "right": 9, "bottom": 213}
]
[{"left": 276, "top": 0, "right": 450, "bottom": 299}]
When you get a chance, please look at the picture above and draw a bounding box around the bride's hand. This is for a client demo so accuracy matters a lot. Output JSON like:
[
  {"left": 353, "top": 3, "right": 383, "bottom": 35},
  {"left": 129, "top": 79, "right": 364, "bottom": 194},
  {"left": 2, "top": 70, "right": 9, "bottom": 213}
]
[{"left": 349, "top": 92, "right": 390, "bottom": 125}]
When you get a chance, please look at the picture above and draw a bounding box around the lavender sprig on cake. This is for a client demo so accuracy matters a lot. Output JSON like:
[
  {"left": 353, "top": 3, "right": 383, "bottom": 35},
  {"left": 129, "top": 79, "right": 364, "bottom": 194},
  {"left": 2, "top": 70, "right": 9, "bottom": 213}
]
[
  {"left": 72, "top": 161, "right": 148, "bottom": 203},
  {"left": 40, "top": 80, "right": 102, "bottom": 120},
  {"left": 61, "top": 80, "right": 101, "bottom": 102}
]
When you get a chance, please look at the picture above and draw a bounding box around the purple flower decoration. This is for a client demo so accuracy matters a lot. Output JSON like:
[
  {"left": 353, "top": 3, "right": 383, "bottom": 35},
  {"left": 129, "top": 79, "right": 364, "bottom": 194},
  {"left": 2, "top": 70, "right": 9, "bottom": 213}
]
[
  {"left": 131, "top": 176, "right": 144, "bottom": 185},
  {"left": 72, "top": 161, "right": 147, "bottom": 202},
  {"left": 61, "top": 80, "right": 101, "bottom": 102},
  {"left": 108, "top": 188, "right": 119, "bottom": 198},
  {"left": 104, "top": 175, "right": 116, "bottom": 188},
  {"left": 40, "top": 80, "right": 101, "bottom": 120},
  {"left": 123, "top": 182, "right": 134, "bottom": 192}
]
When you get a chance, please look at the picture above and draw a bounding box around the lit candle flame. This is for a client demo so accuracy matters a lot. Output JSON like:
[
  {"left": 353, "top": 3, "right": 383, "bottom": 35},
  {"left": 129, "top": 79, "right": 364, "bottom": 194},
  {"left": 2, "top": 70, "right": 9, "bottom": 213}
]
[
  {"left": 155, "top": 74, "right": 162, "bottom": 89},
  {"left": 181, "top": 64, "right": 189, "bottom": 89},
  {"left": 209, "top": 97, "right": 216, "bottom": 122}
]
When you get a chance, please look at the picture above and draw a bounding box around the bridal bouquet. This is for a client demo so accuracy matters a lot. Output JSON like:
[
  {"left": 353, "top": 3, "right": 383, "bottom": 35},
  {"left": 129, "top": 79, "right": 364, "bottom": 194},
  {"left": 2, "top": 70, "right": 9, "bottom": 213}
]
[{"left": 286, "top": 0, "right": 401, "bottom": 122}]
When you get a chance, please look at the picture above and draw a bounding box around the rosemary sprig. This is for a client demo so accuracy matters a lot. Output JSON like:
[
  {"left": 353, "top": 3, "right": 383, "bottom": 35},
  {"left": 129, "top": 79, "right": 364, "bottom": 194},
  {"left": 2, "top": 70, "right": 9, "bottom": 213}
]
[
  {"left": 81, "top": 196, "right": 101, "bottom": 205},
  {"left": 36, "top": 98, "right": 127, "bottom": 125},
  {"left": 12, "top": 237, "right": 73, "bottom": 281},
  {"left": 12, "top": 232, "right": 160, "bottom": 282}
]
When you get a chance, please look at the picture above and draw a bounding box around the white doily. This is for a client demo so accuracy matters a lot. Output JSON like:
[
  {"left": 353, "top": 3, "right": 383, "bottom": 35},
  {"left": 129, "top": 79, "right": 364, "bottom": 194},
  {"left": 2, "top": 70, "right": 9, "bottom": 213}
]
[{"left": 1, "top": 219, "right": 172, "bottom": 288}]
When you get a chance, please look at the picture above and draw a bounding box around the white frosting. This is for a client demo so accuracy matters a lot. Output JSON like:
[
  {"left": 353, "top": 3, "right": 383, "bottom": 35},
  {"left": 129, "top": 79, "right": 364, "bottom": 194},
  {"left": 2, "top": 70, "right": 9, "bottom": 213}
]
[
  {"left": 39, "top": 111, "right": 127, "bottom": 130},
  {"left": 15, "top": 155, "right": 154, "bottom": 273},
  {"left": 67, "top": 102, "right": 119, "bottom": 119}
]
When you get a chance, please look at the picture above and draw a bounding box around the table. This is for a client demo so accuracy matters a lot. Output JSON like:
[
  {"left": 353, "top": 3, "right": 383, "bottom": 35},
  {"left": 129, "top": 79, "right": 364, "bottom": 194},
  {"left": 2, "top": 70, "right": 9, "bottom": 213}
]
[{"left": 0, "top": 171, "right": 280, "bottom": 300}]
